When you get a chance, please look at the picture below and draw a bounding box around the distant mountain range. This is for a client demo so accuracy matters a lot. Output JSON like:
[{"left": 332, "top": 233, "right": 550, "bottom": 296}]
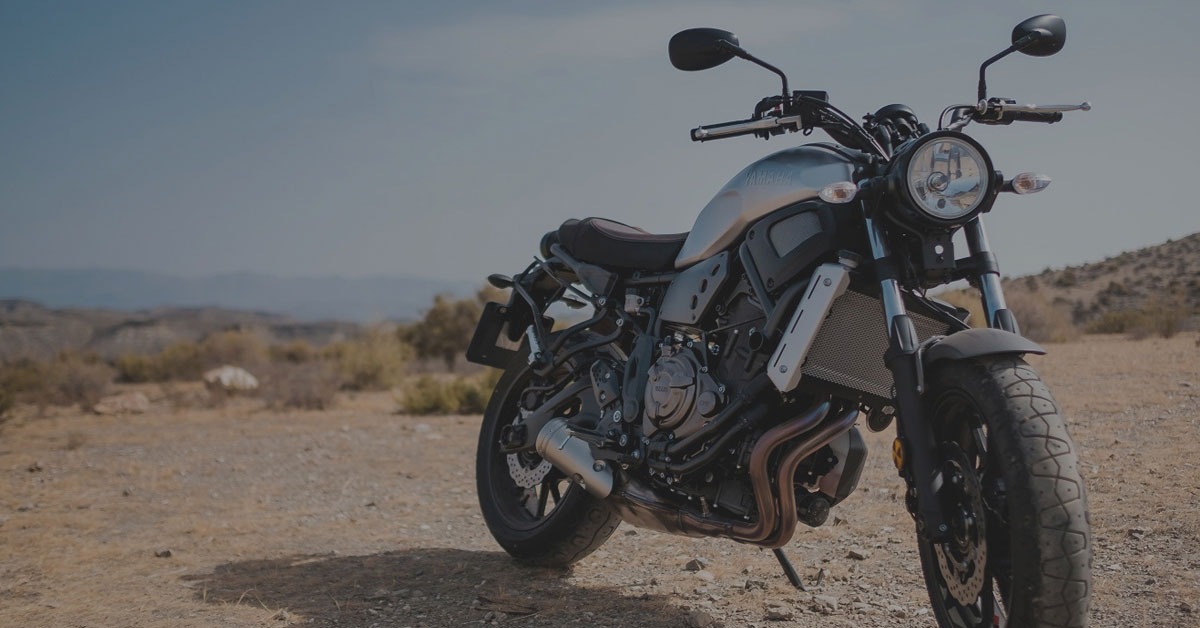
[{"left": 0, "top": 268, "right": 476, "bottom": 322}]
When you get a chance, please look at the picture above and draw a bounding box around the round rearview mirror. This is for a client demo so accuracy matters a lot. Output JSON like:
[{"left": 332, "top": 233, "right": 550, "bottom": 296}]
[
  {"left": 669, "top": 28, "right": 740, "bottom": 71},
  {"left": 1012, "top": 14, "right": 1066, "bottom": 57}
]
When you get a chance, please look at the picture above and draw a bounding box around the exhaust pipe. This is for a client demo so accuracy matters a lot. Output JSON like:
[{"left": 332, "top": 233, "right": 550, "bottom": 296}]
[{"left": 535, "top": 418, "right": 614, "bottom": 498}]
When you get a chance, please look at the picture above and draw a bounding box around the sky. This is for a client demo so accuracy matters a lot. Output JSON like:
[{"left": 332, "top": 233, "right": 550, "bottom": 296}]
[{"left": 2, "top": 1, "right": 1199, "bottom": 283}]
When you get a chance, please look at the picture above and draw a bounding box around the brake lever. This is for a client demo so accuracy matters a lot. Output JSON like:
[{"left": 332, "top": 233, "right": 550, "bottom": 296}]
[{"left": 987, "top": 101, "right": 1091, "bottom": 114}]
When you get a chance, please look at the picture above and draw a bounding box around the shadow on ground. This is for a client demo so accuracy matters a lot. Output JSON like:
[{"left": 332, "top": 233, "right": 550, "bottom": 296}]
[{"left": 184, "top": 547, "right": 689, "bottom": 627}]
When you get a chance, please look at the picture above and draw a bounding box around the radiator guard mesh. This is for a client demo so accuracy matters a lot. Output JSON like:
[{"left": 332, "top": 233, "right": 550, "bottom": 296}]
[{"left": 800, "top": 290, "right": 951, "bottom": 399}]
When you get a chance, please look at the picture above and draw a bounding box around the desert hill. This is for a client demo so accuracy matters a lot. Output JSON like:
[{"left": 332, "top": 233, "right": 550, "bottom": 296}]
[
  {"left": 0, "top": 268, "right": 474, "bottom": 323},
  {"left": 1001, "top": 232, "right": 1200, "bottom": 326},
  {"left": 0, "top": 300, "right": 360, "bottom": 362}
]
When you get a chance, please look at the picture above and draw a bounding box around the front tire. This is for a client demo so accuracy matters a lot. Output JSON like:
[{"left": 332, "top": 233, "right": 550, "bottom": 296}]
[
  {"left": 475, "top": 357, "right": 620, "bottom": 567},
  {"left": 918, "top": 356, "right": 1091, "bottom": 627}
]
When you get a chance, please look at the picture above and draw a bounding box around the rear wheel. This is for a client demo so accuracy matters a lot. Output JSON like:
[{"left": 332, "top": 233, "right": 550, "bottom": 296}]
[
  {"left": 475, "top": 355, "right": 620, "bottom": 567},
  {"left": 918, "top": 356, "right": 1091, "bottom": 628}
]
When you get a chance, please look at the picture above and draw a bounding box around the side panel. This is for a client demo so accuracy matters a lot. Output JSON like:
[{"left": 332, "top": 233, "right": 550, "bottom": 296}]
[
  {"left": 659, "top": 251, "right": 732, "bottom": 325},
  {"left": 675, "top": 145, "right": 856, "bottom": 268}
]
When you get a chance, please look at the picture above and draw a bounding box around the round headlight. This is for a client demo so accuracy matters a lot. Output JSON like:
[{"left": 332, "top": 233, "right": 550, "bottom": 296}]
[{"left": 898, "top": 133, "right": 994, "bottom": 224}]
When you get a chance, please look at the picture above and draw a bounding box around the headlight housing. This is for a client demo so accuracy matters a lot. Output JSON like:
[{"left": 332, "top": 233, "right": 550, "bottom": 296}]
[{"left": 889, "top": 131, "right": 996, "bottom": 227}]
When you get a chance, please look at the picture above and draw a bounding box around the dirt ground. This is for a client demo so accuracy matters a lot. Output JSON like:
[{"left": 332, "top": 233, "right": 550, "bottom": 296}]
[{"left": 1, "top": 333, "right": 1198, "bottom": 627}]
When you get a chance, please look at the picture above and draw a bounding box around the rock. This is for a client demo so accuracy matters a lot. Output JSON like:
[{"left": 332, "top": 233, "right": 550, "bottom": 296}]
[
  {"left": 1127, "top": 527, "right": 1152, "bottom": 540},
  {"left": 847, "top": 548, "right": 870, "bottom": 560},
  {"left": 625, "top": 529, "right": 638, "bottom": 536},
  {"left": 26, "top": 461, "right": 42, "bottom": 473},
  {"left": 684, "top": 557, "right": 710, "bottom": 572},
  {"left": 93, "top": 391, "right": 150, "bottom": 415},
  {"left": 812, "top": 594, "right": 839, "bottom": 614},
  {"left": 744, "top": 578, "right": 768, "bottom": 591},
  {"left": 764, "top": 603, "right": 794, "bottom": 621},
  {"left": 202, "top": 366, "right": 259, "bottom": 393},
  {"left": 1181, "top": 601, "right": 1193, "bottom": 613},
  {"left": 154, "top": 549, "right": 172, "bottom": 558},
  {"left": 413, "top": 423, "right": 433, "bottom": 433},
  {"left": 693, "top": 570, "right": 716, "bottom": 583},
  {"left": 684, "top": 609, "right": 716, "bottom": 628}
]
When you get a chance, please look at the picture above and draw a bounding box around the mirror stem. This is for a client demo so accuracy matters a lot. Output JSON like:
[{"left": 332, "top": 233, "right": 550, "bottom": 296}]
[
  {"left": 977, "top": 31, "right": 1044, "bottom": 101},
  {"left": 718, "top": 41, "right": 789, "bottom": 101}
]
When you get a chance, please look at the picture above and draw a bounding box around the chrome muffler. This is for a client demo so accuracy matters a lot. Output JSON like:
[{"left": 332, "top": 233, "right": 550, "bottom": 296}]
[{"left": 535, "top": 418, "right": 614, "bottom": 498}]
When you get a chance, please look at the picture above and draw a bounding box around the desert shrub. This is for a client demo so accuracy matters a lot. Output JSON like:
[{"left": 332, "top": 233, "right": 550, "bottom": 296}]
[
  {"left": 114, "top": 352, "right": 159, "bottom": 383},
  {"left": 325, "top": 328, "right": 412, "bottom": 391},
  {"left": 261, "top": 363, "right": 339, "bottom": 410},
  {"left": 46, "top": 355, "right": 113, "bottom": 408},
  {"left": 1, "top": 355, "right": 112, "bottom": 409},
  {"left": 1085, "top": 294, "right": 1194, "bottom": 339},
  {"left": 399, "top": 376, "right": 460, "bottom": 414},
  {"left": 1085, "top": 311, "right": 1143, "bottom": 334},
  {"left": 201, "top": 330, "right": 267, "bottom": 367},
  {"left": 1004, "top": 291, "right": 1080, "bottom": 343},
  {"left": 401, "top": 294, "right": 481, "bottom": 370},
  {"left": 1054, "top": 268, "right": 1078, "bottom": 288},
  {"left": 933, "top": 289, "right": 987, "bottom": 328},
  {"left": 399, "top": 369, "right": 500, "bottom": 415},
  {"left": 157, "top": 342, "right": 205, "bottom": 380},
  {"left": 0, "top": 358, "right": 47, "bottom": 399},
  {"left": 268, "top": 340, "right": 316, "bottom": 364}
]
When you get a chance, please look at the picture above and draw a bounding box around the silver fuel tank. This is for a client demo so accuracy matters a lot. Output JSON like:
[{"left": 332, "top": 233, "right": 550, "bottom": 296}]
[{"left": 675, "top": 144, "right": 856, "bottom": 268}]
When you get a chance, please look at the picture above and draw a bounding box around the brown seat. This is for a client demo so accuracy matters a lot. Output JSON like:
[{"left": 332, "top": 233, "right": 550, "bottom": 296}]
[{"left": 551, "top": 218, "right": 688, "bottom": 272}]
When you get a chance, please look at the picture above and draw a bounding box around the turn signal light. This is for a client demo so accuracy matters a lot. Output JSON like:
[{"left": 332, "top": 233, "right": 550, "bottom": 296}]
[
  {"left": 819, "top": 181, "right": 858, "bottom": 204},
  {"left": 1011, "top": 172, "right": 1052, "bottom": 195}
]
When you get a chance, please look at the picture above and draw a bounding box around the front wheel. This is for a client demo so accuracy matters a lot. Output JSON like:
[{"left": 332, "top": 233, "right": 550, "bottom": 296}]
[{"left": 917, "top": 356, "right": 1091, "bottom": 628}]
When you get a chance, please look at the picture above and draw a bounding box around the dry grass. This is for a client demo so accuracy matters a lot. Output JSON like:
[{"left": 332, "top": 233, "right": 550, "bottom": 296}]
[
  {"left": 397, "top": 370, "right": 501, "bottom": 415},
  {"left": 323, "top": 327, "right": 412, "bottom": 391},
  {"left": 0, "top": 353, "right": 112, "bottom": 410},
  {"left": 260, "top": 363, "right": 340, "bottom": 410},
  {"left": 1004, "top": 290, "right": 1081, "bottom": 343}
]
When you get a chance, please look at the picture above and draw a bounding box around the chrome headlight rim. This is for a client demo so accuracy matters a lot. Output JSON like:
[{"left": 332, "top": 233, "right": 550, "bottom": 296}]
[{"left": 889, "top": 131, "right": 997, "bottom": 228}]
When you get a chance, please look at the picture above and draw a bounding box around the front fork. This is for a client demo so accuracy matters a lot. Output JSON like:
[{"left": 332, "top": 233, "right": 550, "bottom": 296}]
[{"left": 865, "top": 211, "right": 1013, "bottom": 540}]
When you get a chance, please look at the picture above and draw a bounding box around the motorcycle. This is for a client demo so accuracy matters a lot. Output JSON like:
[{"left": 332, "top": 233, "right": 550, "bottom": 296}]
[{"left": 467, "top": 14, "right": 1091, "bottom": 627}]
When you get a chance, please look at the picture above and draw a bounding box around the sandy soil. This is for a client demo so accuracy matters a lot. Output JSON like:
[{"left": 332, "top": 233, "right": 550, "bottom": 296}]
[{"left": 1, "top": 334, "right": 1198, "bottom": 627}]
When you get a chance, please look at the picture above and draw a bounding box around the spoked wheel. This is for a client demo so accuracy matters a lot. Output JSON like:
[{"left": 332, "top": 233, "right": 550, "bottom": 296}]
[
  {"left": 918, "top": 357, "right": 1091, "bottom": 628},
  {"left": 475, "top": 357, "right": 620, "bottom": 567}
]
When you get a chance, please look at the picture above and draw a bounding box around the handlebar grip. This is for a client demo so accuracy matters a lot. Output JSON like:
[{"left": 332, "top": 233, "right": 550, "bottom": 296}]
[
  {"left": 691, "top": 114, "right": 802, "bottom": 142},
  {"left": 1006, "top": 110, "right": 1063, "bottom": 124},
  {"left": 691, "top": 119, "right": 760, "bottom": 142},
  {"left": 979, "top": 109, "right": 1064, "bottom": 125}
]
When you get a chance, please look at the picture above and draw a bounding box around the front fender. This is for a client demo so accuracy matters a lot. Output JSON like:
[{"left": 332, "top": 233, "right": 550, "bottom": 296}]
[{"left": 924, "top": 328, "right": 1045, "bottom": 364}]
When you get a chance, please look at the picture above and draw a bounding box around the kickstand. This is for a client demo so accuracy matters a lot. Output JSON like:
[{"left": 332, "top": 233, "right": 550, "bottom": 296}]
[{"left": 772, "top": 548, "right": 806, "bottom": 591}]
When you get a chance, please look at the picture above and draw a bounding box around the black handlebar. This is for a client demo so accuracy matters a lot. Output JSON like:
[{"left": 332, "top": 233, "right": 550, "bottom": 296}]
[{"left": 978, "top": 109, "right": 1063, "bottom": 125}]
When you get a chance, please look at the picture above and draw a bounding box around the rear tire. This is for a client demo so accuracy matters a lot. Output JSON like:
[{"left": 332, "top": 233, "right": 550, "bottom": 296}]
[
  {"left": 919, "top": 356, "right": 1091, "bottom": 627},
  {"left": 475, "top": 356, "right": 620, "bottom": 567}
]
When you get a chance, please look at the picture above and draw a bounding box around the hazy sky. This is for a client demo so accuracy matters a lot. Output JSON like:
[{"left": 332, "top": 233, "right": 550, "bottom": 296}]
[{"left": 2, "top": 1, "right": 1198, "bottom": 282}]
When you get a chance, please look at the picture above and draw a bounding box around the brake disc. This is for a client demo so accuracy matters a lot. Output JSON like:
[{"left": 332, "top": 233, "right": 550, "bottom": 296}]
[
  {"left": 507, "top": 453, "right": 552, "bottom": 489},
  {"left": 933, "top": 448, "right": 989, "bottom": 607},
  {"left": 505, "top": 408, "right": 553, "bottom": 489}
]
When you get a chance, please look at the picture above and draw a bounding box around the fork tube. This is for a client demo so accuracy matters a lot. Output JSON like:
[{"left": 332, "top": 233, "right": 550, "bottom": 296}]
[
  {"left": 963, "top": 218, "right": 1018, "bottom": 333},
  {"left": 864, "top": 209, "right": 948, "bottom": 540},
  {"left": 864, "top": 214, "right": 907, "bottom": 326}
]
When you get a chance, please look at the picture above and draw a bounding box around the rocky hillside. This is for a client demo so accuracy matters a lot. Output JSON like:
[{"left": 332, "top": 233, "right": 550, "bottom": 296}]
[
  {"left": 0, "top": 300, "right": 361, "bottom": 362},
  {"left": 1001, "top": 231, "right": 1200, "bottom": 327}
]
